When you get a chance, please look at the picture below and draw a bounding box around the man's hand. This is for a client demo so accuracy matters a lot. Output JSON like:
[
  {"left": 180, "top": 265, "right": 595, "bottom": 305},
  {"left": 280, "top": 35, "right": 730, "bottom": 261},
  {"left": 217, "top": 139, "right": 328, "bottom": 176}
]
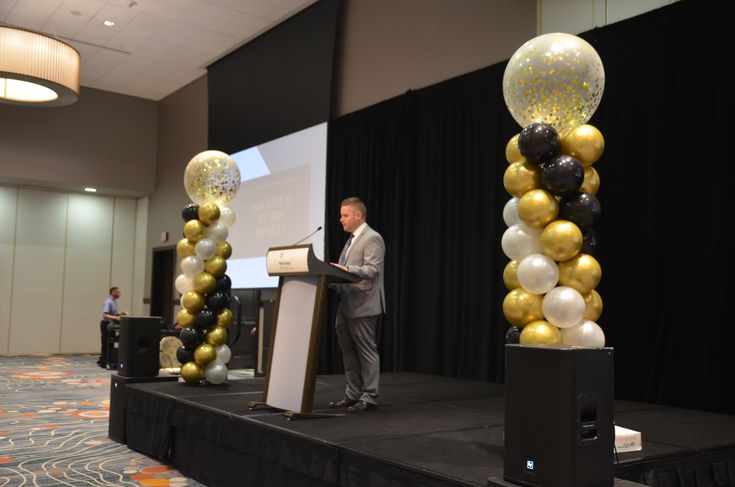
[{"left": 330, "top": 263, "right": 348, "bottom": 272}]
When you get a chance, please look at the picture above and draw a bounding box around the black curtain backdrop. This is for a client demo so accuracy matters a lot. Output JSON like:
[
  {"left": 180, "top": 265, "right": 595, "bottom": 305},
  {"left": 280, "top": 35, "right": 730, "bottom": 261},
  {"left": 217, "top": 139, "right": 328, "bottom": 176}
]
[{"left": 320, "top": 0, "right": 735, "bottom": 415}]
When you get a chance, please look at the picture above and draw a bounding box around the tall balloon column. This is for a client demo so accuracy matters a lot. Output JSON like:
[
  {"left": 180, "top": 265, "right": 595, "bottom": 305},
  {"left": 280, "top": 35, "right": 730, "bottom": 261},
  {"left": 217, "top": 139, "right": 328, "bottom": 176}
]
[
  {"left": 500, "top": 33, "right": 606, "bottom": 347},
  {"left": 175, "top": 150, "right": 240, "bottom": 385}
]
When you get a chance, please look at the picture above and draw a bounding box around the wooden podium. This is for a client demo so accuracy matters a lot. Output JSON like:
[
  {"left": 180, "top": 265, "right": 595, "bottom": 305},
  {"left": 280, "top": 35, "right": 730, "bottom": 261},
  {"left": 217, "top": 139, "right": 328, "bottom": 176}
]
[{"left": 249, "top": 244, "right": 358, "bottom": 419}]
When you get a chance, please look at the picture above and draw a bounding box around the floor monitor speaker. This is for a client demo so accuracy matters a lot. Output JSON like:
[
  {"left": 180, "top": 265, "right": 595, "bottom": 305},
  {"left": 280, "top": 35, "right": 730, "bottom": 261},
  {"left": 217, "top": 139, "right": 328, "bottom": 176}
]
[
  {"left": 117, "top": 316, "right": 162, "bottom": 377},
  {"left": 503, "top": 344, "right": 614, "bottom": 487}
]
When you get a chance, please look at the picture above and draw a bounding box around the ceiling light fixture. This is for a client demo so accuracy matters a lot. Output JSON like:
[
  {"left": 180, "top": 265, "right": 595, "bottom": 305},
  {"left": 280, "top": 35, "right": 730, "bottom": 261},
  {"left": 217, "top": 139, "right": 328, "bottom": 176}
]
[
  {"left": 84, "top": 187, "right": 97, "bottom": 192},
  {"left": 103, "top": 20, "right": 115, "bottom": 27},
  {"left": 0, "top": 25, "right": 81, "bottom": 107}
]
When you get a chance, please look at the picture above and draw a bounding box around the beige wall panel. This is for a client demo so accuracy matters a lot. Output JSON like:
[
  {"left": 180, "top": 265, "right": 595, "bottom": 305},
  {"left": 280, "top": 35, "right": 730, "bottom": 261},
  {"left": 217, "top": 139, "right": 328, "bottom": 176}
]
[
  {"left": 335, "top": 0, "right": 537, "bottom": 115},
  {"left": 111, "top": 198, "right": 137, "bottom": 316},
  {"left": 540, "top": 0, "right": 596, "bottom": 34},
  {"left": 10, "top": 190, "right": 67, "bottom": 354},
  {"left": 60, "top": 195, "right": 114, "bottom": 353},
  {"left": 133, "top": 197, "right": 149, "bottom": 316},
  {"left": 607, "top": 0, "right": 676, "bottom": 24},
  {"left": 0, "top": 186, "right": 18, "bottom": 354}
]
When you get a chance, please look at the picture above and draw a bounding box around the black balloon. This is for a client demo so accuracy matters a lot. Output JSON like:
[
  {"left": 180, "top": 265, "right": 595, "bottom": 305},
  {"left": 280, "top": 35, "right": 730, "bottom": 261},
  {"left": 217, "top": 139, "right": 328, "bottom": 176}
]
[
  {"left": 582, "top": 228, "right": 600, "bottom": 256},
  {"left": 182, "top": 203, "right": 200, "bottom": 222},
  {"left": 559, "top": 192, "right": 601, "bottom": 229},
  {"left": 518, "top": 122, "right": 559, "bottom": 164},
  {"left": 505, "top": 326, "right": 522, "bottom": 344},
  {"left": 206, "top": 292, "right": 231, "bottom": 311},
  {"left": 196, "top": 308, "right": 217, "bottom": 327},
  {"left": 180, "top": 327, "right": 204, "bottom": 349},
  {"left": 215, "top": 274, "right": 232, "bottom": 293},
  {"left": 542, "top": 155, "right": 584, "bottom": 196},
  {"left": 176, "top": 346, "right": 194, "bottom": 364}
]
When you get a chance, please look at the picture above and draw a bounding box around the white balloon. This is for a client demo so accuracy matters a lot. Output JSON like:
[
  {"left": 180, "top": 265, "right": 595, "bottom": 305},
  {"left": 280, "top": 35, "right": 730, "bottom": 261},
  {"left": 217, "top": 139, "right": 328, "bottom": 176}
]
[
  {"left": 503, "top": 197, "right": 521, "bottom": 227},
  {"left": 561, "top": 319, "right": 606, "bottom": 347},
  {"left": 219, "top": 207, "right": 236, "bottom": 228},
  {"left": 194, "top": 237, "right": 217, "bottom": 259},
  {"left": 204, "top": 362, "right": 228, "bottom": 384},
  {"left": 206, "top": 221, "right": 229, "bottom": 242},
  {"left": 180, "top": 255, "right": 204, "bottom": 277},
  {"left": 501, "top": 223, "right": 542, "bottom": 261},
  {"left": 517, "top": 253, "right": 559, "bottom": 294},
  {"left": 215, "top": 344, "right": 232, "bottom": 365},
  {"left": 174, "top": 273, "right": 194, "bottom": 294},
  {"left": 542, "top": 286, "right": 585, "bottom": 328}
]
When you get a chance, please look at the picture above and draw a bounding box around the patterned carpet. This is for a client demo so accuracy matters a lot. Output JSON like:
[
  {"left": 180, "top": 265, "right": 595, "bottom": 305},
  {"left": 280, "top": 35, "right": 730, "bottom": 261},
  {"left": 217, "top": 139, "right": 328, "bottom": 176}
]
[{"left": 0, "top": 354, "right": 206, "bottom": 487}]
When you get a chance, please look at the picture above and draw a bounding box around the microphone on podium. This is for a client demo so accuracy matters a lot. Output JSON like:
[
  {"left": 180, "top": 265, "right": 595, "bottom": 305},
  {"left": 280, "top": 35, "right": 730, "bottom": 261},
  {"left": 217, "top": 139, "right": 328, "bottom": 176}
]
[{"left": 293, "top": 226, "right": 322, "bottom": 245}]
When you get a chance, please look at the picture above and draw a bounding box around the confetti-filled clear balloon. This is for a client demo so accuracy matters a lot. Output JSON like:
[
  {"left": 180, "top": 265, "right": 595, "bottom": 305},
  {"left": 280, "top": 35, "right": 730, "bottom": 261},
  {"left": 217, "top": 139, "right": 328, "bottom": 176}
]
[
  {"left": 184, "top": 150, "right": 241, "bottom": 206},
  {"left": 503, "top": 33, "right": 605, "bottom": 136}
]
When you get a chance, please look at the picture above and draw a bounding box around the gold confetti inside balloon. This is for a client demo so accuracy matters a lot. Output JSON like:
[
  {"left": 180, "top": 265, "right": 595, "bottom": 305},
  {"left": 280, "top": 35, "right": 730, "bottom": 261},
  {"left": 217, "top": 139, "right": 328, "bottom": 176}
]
[
  {"left": 503, "top": 33, "right": 605, "bottom": 136},
  {"left": 503, "top": 260, "right": 520, "bottom": 290},
  {"left": 520, "top": 320, "right": 562, "bottom": 345},
  {"left": 184, "top": 150, "right": 241, "bottom": 206}
]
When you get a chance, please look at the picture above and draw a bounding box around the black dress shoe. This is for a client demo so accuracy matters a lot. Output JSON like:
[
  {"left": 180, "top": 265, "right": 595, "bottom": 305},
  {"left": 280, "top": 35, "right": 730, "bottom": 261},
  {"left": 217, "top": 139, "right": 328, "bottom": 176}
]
[
  {"left": 329, "top": 398, "right": 359, "bottom": 408},
  {"left": 347, "top": 401, "right": 377, "bottom": 412}
]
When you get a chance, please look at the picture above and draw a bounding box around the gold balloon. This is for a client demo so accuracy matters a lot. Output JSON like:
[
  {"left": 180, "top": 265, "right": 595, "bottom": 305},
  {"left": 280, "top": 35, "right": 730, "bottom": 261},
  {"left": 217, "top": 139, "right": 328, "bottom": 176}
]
[
  {"left": 183, "top": 219, "right": 205, "bottom": 243},
  {"left": 176, "top": 238, "right": 196, "bottom": 259},
  {"left": 503, "top": 33, "right": 605, "bottom": 136},
  {"left": 503, "top": 159, "right": 541, "bottom": 197},
  {"left": 181, "top": 361, "right": 204, "bottom": 384},
  {"left": 520, "top": 320, "right": 562, "bottom": 345},
  {"left": 503, "top": 260, "right": 520, "bottom": 290},
  {"left": 505, "top": 134, "right": 522, "bottom": 163},
  {"left": 205, "top": 255, "right": 227, "bottom": 277},
  {"left": 194, "top": 271, "right": 217, "bottom": 295},
  {"left": 503, "top": 288, "right": 544, "bottom": 327},
  {"left": 581, "top": 166, "right": 600, "bottom": 195},
  {"left": 198, "top": 203, "right": 221, "bottom": 226},
  {"left": 561, "top": 124, "right": 605, "bottom": 166},
  {"left": 176, "top": 309, "right": 196, "bottom": 328},
  {"left": 194, "top": 343, "right": 217, "bottom": 365},
  {"left": 206, "top": 326, "right": 228, "bottom": 347},
  {"left": 583, "top": 289, "right": 603, "bottom": 321},
  {"left": 184, "top": 150, "right": 241, "bottom": 206},
  {"left": 217, "top": 308, "right": 233, "bottom": 328},
  {"left": 215, "top": 241, "right": 232, "bottom": 259},
  {"left": 559, "top": 253, "right": 602, "bottom": 294},
  {"left": 181, "top": 290, "right": 205, "bottom": 313},
  {"left": 518, "top": 189, "right": 559, "bottom": 228},
  {"left": 540, "top": 220, "right": 583, "bottom": 261}
]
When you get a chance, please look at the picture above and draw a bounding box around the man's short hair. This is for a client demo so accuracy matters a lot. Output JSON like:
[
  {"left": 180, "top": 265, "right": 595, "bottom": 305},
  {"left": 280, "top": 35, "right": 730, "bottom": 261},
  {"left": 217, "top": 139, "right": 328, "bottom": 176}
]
[
  {"left": 341, "top": 197, "right": 367, "bottom": 218},
  {"left": 109, "top": 287, "right": 119, "bottom": 295}
]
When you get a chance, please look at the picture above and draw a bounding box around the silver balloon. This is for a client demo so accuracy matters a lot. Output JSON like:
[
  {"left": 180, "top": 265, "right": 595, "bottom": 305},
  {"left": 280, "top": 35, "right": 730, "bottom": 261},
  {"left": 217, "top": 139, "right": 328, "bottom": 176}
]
[
  {"left": 561, "top": 319, "right": 605, "bottom": 347},
  {"left": 218, "top": 207, "right": 237, "bottom": 228},
  {"left": 204, "top": 361, "right": 228, "bottom": 385},
  {"left": 194, "top": 237, "right": 217, "bottom": 260},
  {"left": 206, "top": 221, "right": 229, "bottom": 242},
  {"left": 503, "top": 197, "right": 521, "bottom": 227},
  {"left": 503, "top": 33, "right": 605, "bottom": 136},
  {"left": 542, "top": 286, "right": 585, "bottom": 329},
  {"left": 517, "top": 253, "right": 559, "bottom": 295},
  {"left": 180, "top": 255, "right": 204, "bottom": 277},
  {"left": 174, "top": 273, "right": 194, "bottom": 294},
  {"left": 501, "top": 223, "right": 542, "bottom": 261},
  {"left": 214, "top": 344, "right": 232, "bottom": 364}
]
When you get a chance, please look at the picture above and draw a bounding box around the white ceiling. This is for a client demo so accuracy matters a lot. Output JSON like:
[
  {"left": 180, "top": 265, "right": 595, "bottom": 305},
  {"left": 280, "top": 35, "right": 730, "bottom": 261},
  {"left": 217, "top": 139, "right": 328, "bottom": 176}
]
[{"left": 1, "top": 0, "right": 317, "bottom": 101}]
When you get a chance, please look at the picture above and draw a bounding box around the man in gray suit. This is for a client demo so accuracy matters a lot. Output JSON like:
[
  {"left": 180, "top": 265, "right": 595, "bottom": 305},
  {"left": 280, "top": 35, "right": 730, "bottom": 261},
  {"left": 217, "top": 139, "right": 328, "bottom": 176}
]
[{"left": 329, "top": 197, "right": 386, "bottom": 412}]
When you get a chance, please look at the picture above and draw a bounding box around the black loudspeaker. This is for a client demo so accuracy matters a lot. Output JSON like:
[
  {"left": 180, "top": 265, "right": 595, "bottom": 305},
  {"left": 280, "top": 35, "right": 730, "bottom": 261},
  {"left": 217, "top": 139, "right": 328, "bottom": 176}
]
[
  {"left": 503, "top": 344, "right": 614, "bottom": 487},
  {"left": 109, "top": 373, "right": 178, "bottom": 443},
  {"left": 117, "top": 316, "right": 162, "bottom": 377}
]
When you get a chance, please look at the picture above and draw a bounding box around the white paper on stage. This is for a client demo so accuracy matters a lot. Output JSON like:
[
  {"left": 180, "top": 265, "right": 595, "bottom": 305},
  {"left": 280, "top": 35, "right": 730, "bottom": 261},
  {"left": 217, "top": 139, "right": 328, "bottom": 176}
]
[
  {"left": 614, "top": 425, "right": 642, "bottom": 452},
  {"left": 265, "top": 276, "right": 316, "bottom": 411}
]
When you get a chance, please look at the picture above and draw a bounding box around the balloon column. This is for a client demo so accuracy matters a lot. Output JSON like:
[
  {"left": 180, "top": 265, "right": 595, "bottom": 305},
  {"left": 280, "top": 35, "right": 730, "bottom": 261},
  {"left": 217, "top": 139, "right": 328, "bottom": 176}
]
[
  {"left": 175, "top": 150, "right": 240, "bottom": 384},
  {"left": 501, "top": 33, "right": 606, "bottom": 348}
]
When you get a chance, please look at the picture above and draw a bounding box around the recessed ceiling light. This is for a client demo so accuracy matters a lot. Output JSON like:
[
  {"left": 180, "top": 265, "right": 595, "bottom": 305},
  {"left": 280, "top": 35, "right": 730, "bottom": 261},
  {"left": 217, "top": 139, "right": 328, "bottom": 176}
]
[
  {"left": 103, "top": 20, "right": 116, "bottom": 27},
  {"left": 84, "top": 187, "right": 97, "bottom": 193}
]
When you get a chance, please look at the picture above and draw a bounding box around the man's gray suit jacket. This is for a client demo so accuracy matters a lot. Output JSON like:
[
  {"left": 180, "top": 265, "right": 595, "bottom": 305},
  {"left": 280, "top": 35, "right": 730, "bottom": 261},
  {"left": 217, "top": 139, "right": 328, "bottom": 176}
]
[{"left": 338, "top": 224, "right": 386, "bottom": 318}]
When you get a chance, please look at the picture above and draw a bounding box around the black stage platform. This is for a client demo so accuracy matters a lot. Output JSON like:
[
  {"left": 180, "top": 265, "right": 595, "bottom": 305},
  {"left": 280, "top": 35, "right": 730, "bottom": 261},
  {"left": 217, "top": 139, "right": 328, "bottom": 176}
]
[{"left": 119, "top": 373, "right": 735, "bottom": 487}]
